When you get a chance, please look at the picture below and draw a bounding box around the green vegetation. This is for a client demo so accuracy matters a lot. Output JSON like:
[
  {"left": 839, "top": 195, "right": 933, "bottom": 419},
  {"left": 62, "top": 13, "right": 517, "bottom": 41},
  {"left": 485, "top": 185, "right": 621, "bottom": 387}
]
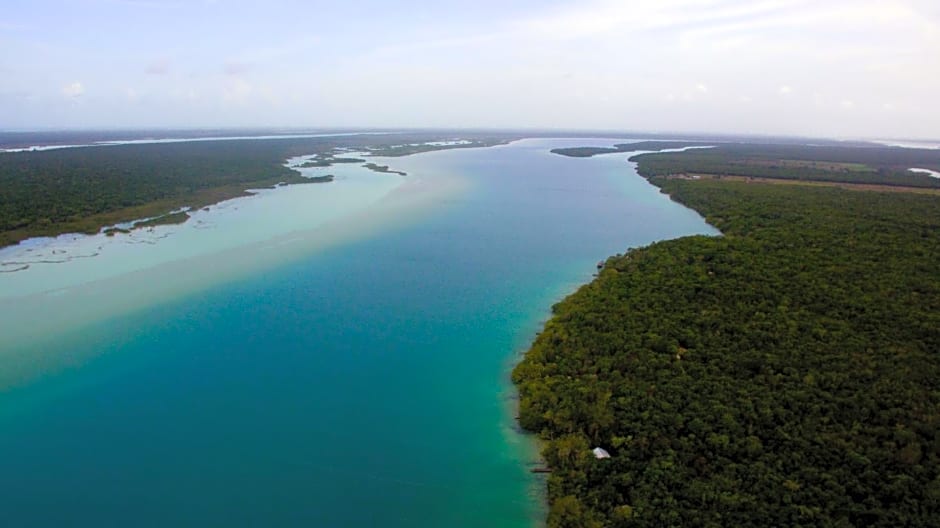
[
  {"left": 554, "top": 140, "right": 940, "bottom": 187},
  {"left": 102, "top": 226, "right": 131, "bottom": 237},
  {"left": 750, "top": 159, "right": 874, "bottom": 172},
  {"left": 630, "top": 144, "right": 940, "bottom": 188},
  {"left": 552, "top": 142, "right": 713, "bottom": 158},
  {"left": 298, "top": 156, "right": 365, "bottom": 168},
  {"left": 362, "top": 163, "right": 407, "bottom": 176},
  {"left": 298, "top": 159, "right": 332, "bottom": 168},
  {"left": 552, "top": 147, "right": 625, "bottom": 158},
  {"left": 0, "top": 140, "right": 309, "bottom": 247},
  {"left": 103, "top": 210, "right": 191, "bottom": 236},
  {"left": 514, "top": 179, "right": 940, "bottom": 527},
  {"left": 132, "top": 210, "right": 191, "bottom": 229},
  {"left": 303, "top": 175, "right": 335, "bottom": 183}
]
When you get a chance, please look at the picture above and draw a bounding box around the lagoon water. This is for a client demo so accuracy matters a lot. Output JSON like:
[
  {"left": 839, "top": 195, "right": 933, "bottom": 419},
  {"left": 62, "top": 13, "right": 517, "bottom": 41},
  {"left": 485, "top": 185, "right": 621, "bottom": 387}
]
[{"left": 0, "top": 139, "right": 717, "bottom": 527}]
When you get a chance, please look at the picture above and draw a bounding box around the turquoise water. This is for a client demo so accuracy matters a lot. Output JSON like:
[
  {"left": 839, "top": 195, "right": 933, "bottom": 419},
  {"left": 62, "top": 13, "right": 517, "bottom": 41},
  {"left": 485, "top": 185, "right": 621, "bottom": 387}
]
[{"left": 0, "top": 139, "right": 717, "bottom": 527}]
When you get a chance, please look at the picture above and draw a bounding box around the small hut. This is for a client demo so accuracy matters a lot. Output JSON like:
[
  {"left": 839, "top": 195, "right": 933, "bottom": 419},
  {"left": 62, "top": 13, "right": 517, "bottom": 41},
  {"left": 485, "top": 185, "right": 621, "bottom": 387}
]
[{"left": 592, "top": 447, "right": 611, "bottom": 459}]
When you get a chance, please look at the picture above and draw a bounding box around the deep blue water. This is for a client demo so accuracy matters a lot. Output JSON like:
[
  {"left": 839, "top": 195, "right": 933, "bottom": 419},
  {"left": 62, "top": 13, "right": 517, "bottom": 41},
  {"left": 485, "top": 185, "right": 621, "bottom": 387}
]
[{"left": 0, "top": 139, "right": 717, "bottom": 527}]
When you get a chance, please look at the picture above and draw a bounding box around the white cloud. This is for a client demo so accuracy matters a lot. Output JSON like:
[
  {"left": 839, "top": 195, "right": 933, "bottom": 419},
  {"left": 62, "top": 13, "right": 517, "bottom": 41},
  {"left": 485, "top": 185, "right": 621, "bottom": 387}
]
[
  {"left": 223, "top": 61, "right": 250, "bottom": 76},
  {"left": 519, "top": 0, "right": 806, "bottom": 40},
  {"left": 222, "top": 78, "right": 252, "bottom": 104},
  {"left": 61, "top": 82, "right": 84, "bottom": 98},
  {"left": 146, "top": 59, "right": 170, "bottom": 75},
  {"left": 0, "top": 21, "right": 33, "bottom": 32},
  {"left": 169, "top": 88, "right": 198, "bottom": 101},
  {"left": 3, "top": 0, "right": 939, "bottom": 137},
  {"left": 106, "top": 0, "right": 185, "bottom": 8}
]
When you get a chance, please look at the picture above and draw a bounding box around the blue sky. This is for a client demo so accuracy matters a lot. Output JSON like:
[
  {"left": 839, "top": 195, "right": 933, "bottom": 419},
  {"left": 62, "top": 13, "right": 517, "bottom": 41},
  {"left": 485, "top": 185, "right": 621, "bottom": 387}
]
[{"left": 2, "top": 0, "right": 939, "bottom": 138}]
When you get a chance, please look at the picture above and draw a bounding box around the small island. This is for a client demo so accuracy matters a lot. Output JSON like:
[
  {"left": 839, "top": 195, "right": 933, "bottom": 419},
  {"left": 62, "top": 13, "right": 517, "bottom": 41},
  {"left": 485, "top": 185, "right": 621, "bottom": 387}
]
[
  {"left": 298, "top": 159, "right": 332, "bottom": 168},
  {"left": 302, "top": 175, "right": 335, "bottom": 184},
  {"left": 362, "top": 163, "right": 407, "bottom": 176}
]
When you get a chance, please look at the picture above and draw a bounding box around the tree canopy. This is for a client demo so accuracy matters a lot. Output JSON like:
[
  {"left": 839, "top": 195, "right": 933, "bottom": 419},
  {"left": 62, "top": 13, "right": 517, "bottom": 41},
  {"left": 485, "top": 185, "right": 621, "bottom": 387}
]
[
  {"left": 630, "top": 144, "right": 940, "bottom": 188},
  {"left": 514, "top": 179, "right": 940, "bottom": 527}
]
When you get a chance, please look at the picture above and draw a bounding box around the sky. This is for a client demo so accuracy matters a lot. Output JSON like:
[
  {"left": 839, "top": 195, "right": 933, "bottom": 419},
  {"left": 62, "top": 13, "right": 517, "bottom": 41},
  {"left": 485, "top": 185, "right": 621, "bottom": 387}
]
[{"left": 1, "top": 0, "right": 939, "bottom": 139}]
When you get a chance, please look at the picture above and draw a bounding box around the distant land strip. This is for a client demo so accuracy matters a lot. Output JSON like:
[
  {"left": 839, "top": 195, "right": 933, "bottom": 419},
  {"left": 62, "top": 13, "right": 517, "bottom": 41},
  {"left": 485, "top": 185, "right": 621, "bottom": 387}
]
[
  {"left": 0, "top": 134, "right": 513, "bottom": 249},
  {"left": 550, "top": 141, "right": 715, "bottom": 158},
  {"left": 553, "top": 140, "right": 940, "bottom": 191}
]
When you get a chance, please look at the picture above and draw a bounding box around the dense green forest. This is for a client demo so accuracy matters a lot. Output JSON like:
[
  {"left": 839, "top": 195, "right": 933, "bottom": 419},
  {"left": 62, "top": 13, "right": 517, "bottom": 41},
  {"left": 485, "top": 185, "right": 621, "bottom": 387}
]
[
  {"left": 629, "top": 144, "right": 940, "bottom": 188},
  {"left": 0, "top": 134, "right": 513, "bottom": 248},
  {"left": 513, "top": 179, "right": 940, "bottom": 527},
  {"left": 0, "top": 140, "right": 306, "bottom": 246},
  {"left": 552, "top": 139, "right": 940, "bottom": 188}
]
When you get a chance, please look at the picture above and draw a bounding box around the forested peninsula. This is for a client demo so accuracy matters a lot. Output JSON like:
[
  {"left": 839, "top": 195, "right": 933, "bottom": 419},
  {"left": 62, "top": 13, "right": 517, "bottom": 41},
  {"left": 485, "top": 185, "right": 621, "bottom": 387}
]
[
  {"left": 554, "top": 141, "right": 940, "bottom": 189},
  {"left": 514, "top": 149, "right": 940, "bottom": 526},
  {"left": 0, "top": 134, "right": 511, "bottom": 248}
]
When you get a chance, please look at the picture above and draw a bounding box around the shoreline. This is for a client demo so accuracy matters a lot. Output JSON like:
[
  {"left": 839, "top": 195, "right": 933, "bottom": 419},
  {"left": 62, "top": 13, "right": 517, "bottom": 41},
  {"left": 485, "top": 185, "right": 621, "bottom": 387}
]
[
  {"left": 503, "top": 143, "right": 722, "bottom": 525},
  {"left": 0, "top": 161, "right": 468, "bottom": 374},
  {"left": 0, "top": 172, "right": 313, "bottom": 250},
  {"left": 0, "top": 131, "right": 398, "bottom": 153},
  {"left": 0, "top": 136, "right": 514, "bottom": 251},
  {"left": 512, "top": 148, "right": 940, "bottom": 525},
  {"left": 500, "top": 272, "right": 602, "bottom": 526},
  {"left": 507, "top": 167, "right": 719, "bottom": 523}
]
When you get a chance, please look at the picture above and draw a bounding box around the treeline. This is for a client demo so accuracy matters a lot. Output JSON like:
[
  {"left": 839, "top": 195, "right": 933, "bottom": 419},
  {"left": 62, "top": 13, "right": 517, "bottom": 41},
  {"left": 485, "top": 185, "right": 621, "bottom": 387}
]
[
  {"left": 630, "top": 144, "right": 940, "bottom": 188},
  {"left": 552, "top": 142, "right": 714, "bottom": 158},
  {"left": 0, "top": 140, "right": 307, "bottom": 246},
  {"left": 514, "top": 180, "right": 940, "bottom": 527}
]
